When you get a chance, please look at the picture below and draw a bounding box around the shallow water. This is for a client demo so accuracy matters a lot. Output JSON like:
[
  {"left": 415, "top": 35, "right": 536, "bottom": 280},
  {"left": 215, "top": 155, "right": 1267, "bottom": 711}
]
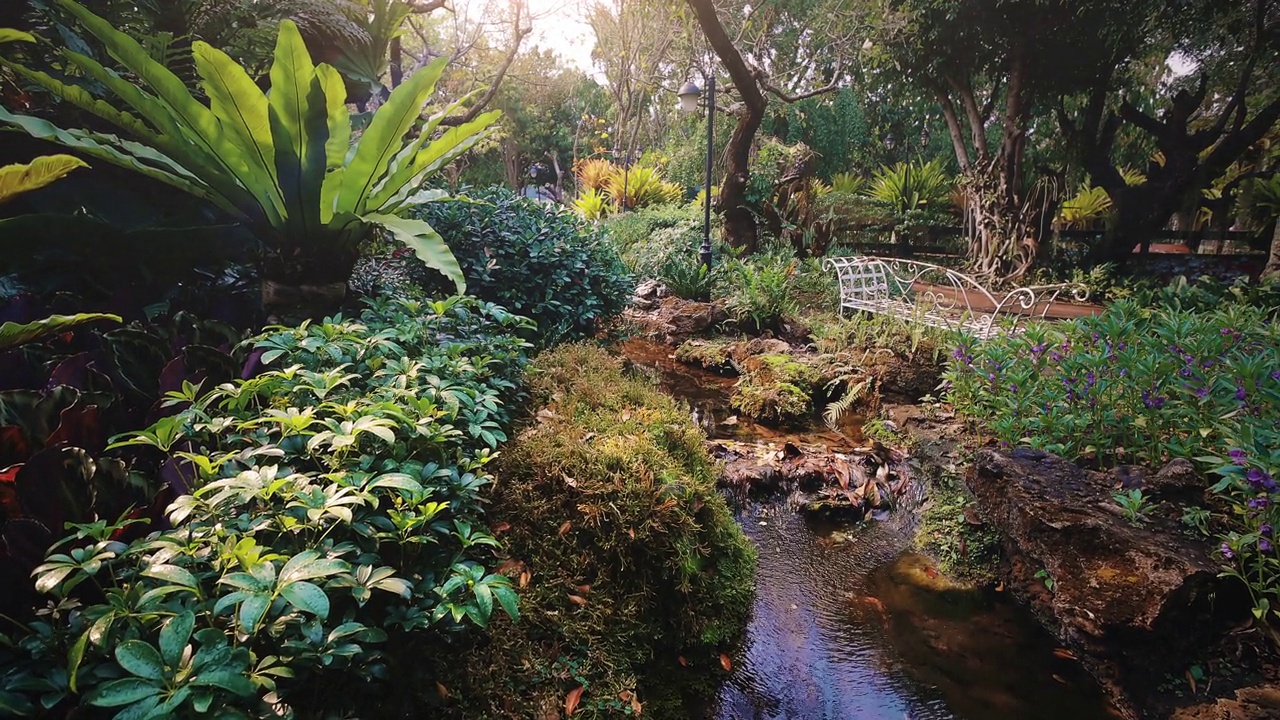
[
  {"left": 616, "top": 339, "right": 1116, "bottom": 720},
  {"left": 706, "top": 508, "right": 1114, "bottom": 720}
]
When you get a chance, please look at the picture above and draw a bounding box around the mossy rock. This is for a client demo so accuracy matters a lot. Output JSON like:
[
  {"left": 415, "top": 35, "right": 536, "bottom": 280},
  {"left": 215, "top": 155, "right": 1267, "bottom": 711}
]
[
  {"left": 430, "top": 344, "right": 756, "bottom": 719},
  {"left": 729, "top": 352, "right": 824, "bottom": 424},
  {"left": 673, "top": 339, "right": 736, "bottom": 373}
]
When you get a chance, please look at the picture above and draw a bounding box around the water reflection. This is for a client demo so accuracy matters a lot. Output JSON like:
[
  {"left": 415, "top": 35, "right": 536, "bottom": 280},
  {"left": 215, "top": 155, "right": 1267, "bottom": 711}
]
[{"left": 706, "top": 506, "right": 1115, "bottom": 720}]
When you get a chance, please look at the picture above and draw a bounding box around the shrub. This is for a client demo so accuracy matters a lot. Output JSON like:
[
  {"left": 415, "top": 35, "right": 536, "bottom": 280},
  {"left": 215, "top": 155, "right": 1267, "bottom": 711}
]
[
  {"left": 407, "top": 187, "right": 633, "bottom": 346},
  {"left": 429, "top": 345, "right": 756, "bottom": 718},
  {"left": 943, "top": 300, "right": 1280, "bottom": 621},
  {"left": 0, "top": 297, "right": 534, "bottom": 718}
]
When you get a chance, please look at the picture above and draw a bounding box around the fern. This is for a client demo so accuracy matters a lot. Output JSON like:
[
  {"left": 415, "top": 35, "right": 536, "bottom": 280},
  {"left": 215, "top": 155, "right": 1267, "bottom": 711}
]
[{"left": 823, "top": 374, "right": 874, "bottom": 429}]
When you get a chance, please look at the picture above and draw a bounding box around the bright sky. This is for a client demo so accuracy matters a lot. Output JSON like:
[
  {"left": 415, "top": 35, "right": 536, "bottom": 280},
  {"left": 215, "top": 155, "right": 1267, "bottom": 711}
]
[{"left": 450, "top": 0, "right": 597, "bottom": 72}]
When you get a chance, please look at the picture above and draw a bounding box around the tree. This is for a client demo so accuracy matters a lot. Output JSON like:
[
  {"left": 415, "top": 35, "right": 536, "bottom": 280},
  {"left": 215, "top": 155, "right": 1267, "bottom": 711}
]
[
  {"left": 683, "top": 0, "right": 864, "bottom": 253},
  {"left": 870, "top": 0, "right": 1141, "bottom": 278},
  {"left": 1057, "top": 0, "right": 1280, "bottom": 264}
]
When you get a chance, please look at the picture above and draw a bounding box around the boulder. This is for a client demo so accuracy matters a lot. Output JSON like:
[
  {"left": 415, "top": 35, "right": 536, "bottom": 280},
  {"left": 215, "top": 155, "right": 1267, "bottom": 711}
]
[
  {"left": 1169, "top": 686, "right": 1280, "bottom": 720},
  {"left": 970, "top": 448, "right": 1228, "bottom": 716},
  {"left": 624, "top": 296, "right": 728, "bottom": 342}
]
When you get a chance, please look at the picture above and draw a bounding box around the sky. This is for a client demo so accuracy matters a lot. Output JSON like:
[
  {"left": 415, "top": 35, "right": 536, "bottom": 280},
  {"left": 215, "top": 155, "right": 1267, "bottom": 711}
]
[{"left": 451, "top": 0, "right": 598, "bottom": 72}]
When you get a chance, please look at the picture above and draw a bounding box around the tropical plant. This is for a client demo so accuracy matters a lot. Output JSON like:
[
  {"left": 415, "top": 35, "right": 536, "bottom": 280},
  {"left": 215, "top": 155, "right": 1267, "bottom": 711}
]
[
  {"left": 0, "top": 154, "right": 87, "bottom": 204},
  {"left": 603, "top": 165, "right": 673, "bottom": 210},
  {"left": 573, "top": 187, "right": 609, "bottom": 221},
  {"left": 865, "top": 158, "right": 951, "bottom": 214},
  {"left": 1057, "top": 185, "right": 1113, "bottom": 228},
  {"left": 574, "top": 157, "right": 619, "bottom": 192},
  {"left": 830, "top": 171, "right": 866, "bottom": 195},
  {"left": 0, "top": 312, "right": 119, "bottom": 351},
  {"left": 0, "top": 297, "right": 532, "bottom": 718},
  {"left": 718, "top": 253, "right": 799, "bottom": 332},
  {"left": 325, "top": 0, "right": 413, "bottom": 101},
  {"left": 0, "top": 1, "right": 498, "bottom": 318}
]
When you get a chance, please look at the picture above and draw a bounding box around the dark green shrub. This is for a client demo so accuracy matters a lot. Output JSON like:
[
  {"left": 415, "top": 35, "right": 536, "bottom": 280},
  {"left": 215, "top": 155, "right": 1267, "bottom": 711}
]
[
  {"left": 429, "top": 345, "right": 756, "bottom": 718},
  {"left": 0, "top": 297, "right": 534, "bottom": 719},
  {"left": 406, "top": 188, "right": 633, "bottom": 346}
]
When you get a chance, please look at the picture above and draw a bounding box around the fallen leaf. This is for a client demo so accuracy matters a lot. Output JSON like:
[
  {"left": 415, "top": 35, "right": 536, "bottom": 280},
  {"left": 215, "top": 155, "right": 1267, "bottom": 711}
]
[
  {"left": 436, "top": 682, "right": 449, "bottom": 700},
  {"left": 631, "top": 696, "right": 643, "bottom": 715},
  {"left": 565, "top": 686, "right": 584, "bottom": 716},
  {"left": 561, "top": 473, "right": 578, "bottom": 488},
  {"left": 519, "top": 570, "right": 531, "bottom": 588},
  {"left": 627, "top": 528, "right": 636, "bottom": 539},
  {"left": 995, "top": 581, "right": 1004, "bottom": 592},
  {"left": 558, "top": 521, "right": 572, "bottom": 537},
  {"left": 567, "top": 594, "right": 587, "bottom": 606},
  {"left": 923, "top": 566, "right": 939, "bottom": 579},
  {"left": 1185, "top": 669, "right": 1197, "bottom": 694},
  {"left": 575, "top": 584, "right": 592, "bottom": 595},
  {"left": 1051, "top": 674, "right": 1066, "bottom": 684},
  {"left": 719, "top": 653, "right": 732, "bottom": 671},
  {"left": 678, "top": 656, "right": 687, "bottom": 667},
  {"left": 1053, "top": 648, "right": 1077, "bottom": 661},
  {"left": 720, "top": 415, "right": 738, "bottom": 425},
  {"left": 490, "top": 521, "right": 511, "bottom": 535}
]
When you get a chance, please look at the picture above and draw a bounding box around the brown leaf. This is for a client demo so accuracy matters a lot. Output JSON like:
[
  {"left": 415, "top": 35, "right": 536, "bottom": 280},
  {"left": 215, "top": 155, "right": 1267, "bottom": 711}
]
[
  {"left": 677, "top": 656, "right": 687, "bottom": 667},
  {"left": 436, "top": 682, "right": 449, "bottom": 700},
  {"left": 631, "top": 696, "right": 643, "bottom": 715},
  {"left": 1185, "top": 669, "right": 1197, "bottom": 694},
  {"left": 490, "top": 521, "right": 511, "bottom": 535},
  {"left": 567, "top": 594, "right": 588, "bottom": 606},
  {"left": 565, "top": 686, "right": 584, "bottom": 716},
  {"left": 519, "top": 570, "right": 531, "bottom": 588},
  {"left": 1051, "top": 674, "right": 1067, "bottom": 684},
  {"left": 558, "top": 521, "right": 572, "bottom": 537},
  {"left": 627, "top": 528, "right": 636, "bottom": 539},
  {"left": 719, "top": 653, "right": 732, "bottom": 671},
  {"left": 995, "top": 581, "right": 1004, "bottom": 592},
  {"left": 1053, "top": 648, "right": 1077, "bottom": 661},
  {"left": 575, "top": 584, "right": 592, "bottom": 595},
  {"left": 561, "top": 473, "right": 578, "bottom": 488}
]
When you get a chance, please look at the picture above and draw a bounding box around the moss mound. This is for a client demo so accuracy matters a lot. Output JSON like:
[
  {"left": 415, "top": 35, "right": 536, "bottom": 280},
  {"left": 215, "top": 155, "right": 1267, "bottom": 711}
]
[
  {"left": 433, "top": 344, "right": 756, "bottom": 718},
  {"left": 731, "top": 353, "right": 823, "bottom": 423}
]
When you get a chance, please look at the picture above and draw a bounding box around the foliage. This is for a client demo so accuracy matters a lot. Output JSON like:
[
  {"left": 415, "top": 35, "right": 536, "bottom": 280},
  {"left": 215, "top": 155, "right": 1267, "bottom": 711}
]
[
  {"left": 944, "top": 300, "right": 1279, "bottom": 620},
  {"left": 325, "top": 0, "right": 413, "bottom": 101},
  {"left": 0, "top": 3, "right": 496, "bottom": 297},
  {"left": 603, "top": 164, "right": 679, "bottom": 210},
  {"left": 407, "top": 187, "right": 633, "bottom": 346},
  {"left": 830, "top": 171, "right": 867, "bottom": 195},
  {"left": 0, "top": 297, "right": 534, "bottom": 718},
  {"left": 1057, "top": 185, "right": 1113, "bottom": 228},
  {"left": 730, "top": 353, "right": 820, "bottom": 424},
  {"left": 428, "top": 344, "right": 755, "bottom": 718},
  {"left": 0, "top": 155, "right": 87, "bottom": 204},
  {"left": 573, "top": 187, "right": 609, "bottom": 221},
  {"left": 600, "top": 203, "right": 709, "bottom": 275},
  {"left": 717, "top": 252, "right": 800, "bottom": 333},
  {"left": 0, "top": 312, "right": 119, "bottom": 351},
  {"left": 574, "top": 157, "right": 619, "bottom": 193},
  {"left": 865, "top": 158, "right": 952, "bottom": 216},
  {"left": 1134, "top": 275, "right": 1280, "bottom": 319},
  {"left": 1113, "top": 488, "right": 1150, "bottom": 526}
]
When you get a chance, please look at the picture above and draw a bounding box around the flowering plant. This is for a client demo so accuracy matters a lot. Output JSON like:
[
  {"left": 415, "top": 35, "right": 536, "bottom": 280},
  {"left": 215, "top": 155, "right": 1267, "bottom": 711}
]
[{"left": 944, "top": 300, "right": 1280, "bottom": 620}]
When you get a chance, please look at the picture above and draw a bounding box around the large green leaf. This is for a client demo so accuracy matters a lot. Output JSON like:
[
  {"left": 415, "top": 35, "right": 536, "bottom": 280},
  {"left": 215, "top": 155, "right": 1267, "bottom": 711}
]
[
  {"left": 376, "top": 110, "right": 500, "bottom": 213},
  {"left": 193, "top": 40, "right": 282, "bottom": 222},
  {"left": 0, "top": 29, "right": 35, "bottom": 44},
  {"left": 364, "top": 213, "right": 465, "bottom": 292},
  {"left": 337, "top": 56, "right": 448, "bottom": 215},
  {"left": 318, "top": 64, "right": 351, "bottom": 224},
  {"left": 0, "top": 59, "right": 157, "bottom": 142},
  {"left": 268, "top": 21, "right": 329, "bottom": 242},
  {"left": 0, "top": 155, "right": 88, "bottom": 204},
  {"left": 0, "top": 313, "right": 121, "bottom": 351}
]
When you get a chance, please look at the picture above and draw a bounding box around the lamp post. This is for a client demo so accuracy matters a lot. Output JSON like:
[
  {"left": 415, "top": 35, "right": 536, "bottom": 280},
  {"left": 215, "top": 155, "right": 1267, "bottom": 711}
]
[{"left": 678, "top": 76, "right": 715, "bottom": 272}]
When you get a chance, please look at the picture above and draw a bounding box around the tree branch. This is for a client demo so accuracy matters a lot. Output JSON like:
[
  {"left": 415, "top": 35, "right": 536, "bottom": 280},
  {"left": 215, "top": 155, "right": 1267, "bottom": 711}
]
[
  {"left": 440, "top": 2, "right": 530, "bottom": 126},
  {"left": 759, "top": 75, "right": 840, "bottom": 103}
]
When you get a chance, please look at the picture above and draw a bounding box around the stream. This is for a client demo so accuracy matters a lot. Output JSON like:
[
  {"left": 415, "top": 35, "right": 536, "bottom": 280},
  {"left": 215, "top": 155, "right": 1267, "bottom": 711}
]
[{"left": 619, "top": 340, "right": 1117, "bottom": 720}]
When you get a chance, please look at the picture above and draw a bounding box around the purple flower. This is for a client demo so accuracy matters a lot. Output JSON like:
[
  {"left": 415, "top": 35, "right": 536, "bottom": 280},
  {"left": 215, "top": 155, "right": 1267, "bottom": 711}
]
[
  {"left": 1195, "top": 386, "right": 1209, "bottom": 398},
  {"left": 1261, "top": 538, "right": 1273, "bottom": 553},
  {"left": 1229, "top": 448, "right": 1247, "bottom": 465},
  {"left": 1120, "top": 368, "right": 1128, "bottom": 377},
  {"left": 1050, "top": 351, "right": 1062, "bottom": 362},
  {"left": 1271, "top": 370, "right": 1280, "bottom": 382},
  {"left": 1086, "top": 372, "right": 1096, "bottom": 387},
  {"left": 1247, "top": 468, "right": 1278, "bottom": 493},
  {"left": 1009, "top": 384, "right": 1019, "bottom": 393},
  {"left": 1262, "top": 524, "right": 1273, "bottom": 537},
  {"left": 1236, "top": 386, "right": 1248, "bottom": 401},
  {"left": 1221, "top": 542, "right": 1235, "bottom": 559},
  {"left": 1180, "top": 367, "right": 1192, "bottom": 378},
  {"left": 1220, "top": 327, "right": 1233, "bottom": 336},
  {"left": 1248, "top": 497, "right": 1270, "bottom": 510}
]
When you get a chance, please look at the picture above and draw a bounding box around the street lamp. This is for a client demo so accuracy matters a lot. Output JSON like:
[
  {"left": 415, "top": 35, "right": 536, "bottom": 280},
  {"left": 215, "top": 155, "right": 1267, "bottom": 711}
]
[{"left": 678, "top": 77, "right": 715, "bottom": 272}]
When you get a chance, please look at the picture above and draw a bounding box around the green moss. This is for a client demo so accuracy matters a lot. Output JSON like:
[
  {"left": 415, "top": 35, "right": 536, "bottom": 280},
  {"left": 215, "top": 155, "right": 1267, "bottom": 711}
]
[
  {"left": 914, "top": 467, "right": 1002, "bottom": 583},
  {"left": 673, "top": 339, "right": 735, "bottom": 372},
  {"left": 432, "top": 344, "right": 756, "bottom": 719},
  {"left": 728, "top": 351, "right": 822, "bottom": 424}
]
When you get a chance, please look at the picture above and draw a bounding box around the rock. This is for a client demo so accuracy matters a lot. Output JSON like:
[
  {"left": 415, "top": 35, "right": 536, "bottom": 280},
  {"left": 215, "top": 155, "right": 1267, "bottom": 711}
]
[
  {"left": 1145, "top": 458, "right": 1204, "bottom": 501},
  {"left": 727, "top": 337, "right": 792, "bottom": 363},
  {"left": 1110, "top": 464, "right": 1146, "bottom": 490},
  {"left": 623, "top": 296, "right": 728, "bottom": 343},
  {"left": 633, "top": 278, "right": 668, "bottom": 300},
  {"left": 970, "top": 448, "right": 1227, "bottom": 716},
  {"left": 1169, "top": 686, "right": 1280, "bottom": 720}
]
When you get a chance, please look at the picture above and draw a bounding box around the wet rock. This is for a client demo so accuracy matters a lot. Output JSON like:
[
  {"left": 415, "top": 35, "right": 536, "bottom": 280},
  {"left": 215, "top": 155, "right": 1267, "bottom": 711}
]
[
  {"left": 1169, "top": 686, "right": 1280, "bottom": 720},
  {"left": 860, "top": 352, "right": 942, "bottom": 401},
  {"left": 727, "top": 337, "right": 792, "bottom": 364},
  {"left": 970, "top": 448, "right": 1226, "bottom": 717},
  {"left": 624, "top": 296, "right": 729, "bottom": 343}
]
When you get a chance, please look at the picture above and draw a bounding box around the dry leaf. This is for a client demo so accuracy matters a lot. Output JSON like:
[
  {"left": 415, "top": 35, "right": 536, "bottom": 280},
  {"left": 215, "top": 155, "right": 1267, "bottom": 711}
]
[
  {"left": 567, "top": 594, "right": 588, "bottom": 606},
  {"left": 677, "top": 656, "right": 687, "bottom": 667},
  {"left": 627, "top": 528, "right": 636, "bottom": 539},
  {"left": 564, "top": 686, "right": 584, "bottom": 716},
  {"left": 995, "top": 581, "right": 1005, "bottom": 592},
  {"left": 558, "top": 521, "right": 572, "bottom": 537},
  {"left": 575, "top": 584, "right": 592, "bottom": 595},
  {"left": 719, "top": 653, "right": 732, "bottom": 671},
  {"left": 561, "top": 473, "right": 578, "bottom": 488},
  {"left": 436, "top": 682, "right": 449, "bottom": 700},
  {"left": 519, "top": 570, "right": 531, "bottom": 588},
  {"left": 1053, "top": 648, "right": 1077, "bottom": 660},
  {"left": 1185, "top": 669, "right": 1197, "bottom": 694},
  {"left": 490, "top": 521, "right": 511, "bottom": 535},
  {"left": 1051, "top": 674, "right": 1066, "bottom": 684}
]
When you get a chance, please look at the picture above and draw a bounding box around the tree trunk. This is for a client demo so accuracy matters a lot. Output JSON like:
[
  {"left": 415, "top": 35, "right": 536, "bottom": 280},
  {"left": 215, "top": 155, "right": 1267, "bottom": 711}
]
[
  {"left": 1263, "top": 221, "right": 1280, "bottom": 280},
  {"left": 685, "top": 0, "right": 766, "bottom": 254}
]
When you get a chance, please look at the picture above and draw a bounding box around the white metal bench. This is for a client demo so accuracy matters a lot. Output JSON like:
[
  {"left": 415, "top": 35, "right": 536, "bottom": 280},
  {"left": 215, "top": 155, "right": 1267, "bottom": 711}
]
[{"left": 824, "top": 256, "right": 1090, "bottom": 338}]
